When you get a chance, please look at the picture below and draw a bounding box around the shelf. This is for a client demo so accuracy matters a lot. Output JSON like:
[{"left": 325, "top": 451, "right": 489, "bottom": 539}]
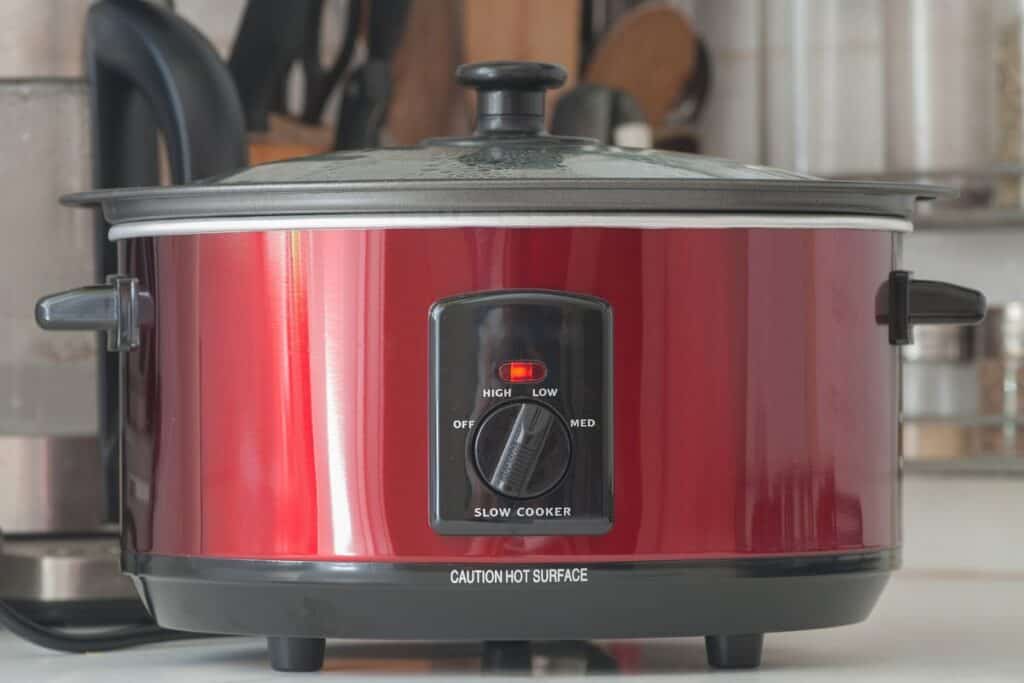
[{"left": 904, "top": 456, "right": 1024, "bottom": 476}]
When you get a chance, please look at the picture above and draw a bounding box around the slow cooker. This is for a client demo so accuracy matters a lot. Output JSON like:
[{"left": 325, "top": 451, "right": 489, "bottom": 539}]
[{"left": 36, "top": 62, "right": 986, "bottom": 672}]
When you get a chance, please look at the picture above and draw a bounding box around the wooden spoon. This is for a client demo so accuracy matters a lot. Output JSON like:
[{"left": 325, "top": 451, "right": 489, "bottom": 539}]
[{"left": 583, "top": 2, "right": 698, "bottom": 127}]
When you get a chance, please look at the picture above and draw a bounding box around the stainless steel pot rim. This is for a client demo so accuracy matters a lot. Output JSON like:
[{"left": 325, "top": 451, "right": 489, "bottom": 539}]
[
  {"left": 66, "top": 178, "right": 949, "bottom": 225},
  {"left": 106, "top": 212, "right": 913, "bottom": 239}
]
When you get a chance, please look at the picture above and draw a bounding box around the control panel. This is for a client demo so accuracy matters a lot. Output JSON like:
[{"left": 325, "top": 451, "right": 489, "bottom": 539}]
[{"left": 429, "top": 290, "right": 613, "bottom": 535}]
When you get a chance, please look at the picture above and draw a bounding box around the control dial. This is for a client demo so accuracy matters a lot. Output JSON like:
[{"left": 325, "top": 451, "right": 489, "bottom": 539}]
[{"left": 474, "top": 401, "right": 572, "bottom": 499}]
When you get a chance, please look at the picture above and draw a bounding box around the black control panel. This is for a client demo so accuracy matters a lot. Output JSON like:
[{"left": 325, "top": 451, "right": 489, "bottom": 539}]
[{"left": 429, "top": 290, "right": 613, "bottom": 535}]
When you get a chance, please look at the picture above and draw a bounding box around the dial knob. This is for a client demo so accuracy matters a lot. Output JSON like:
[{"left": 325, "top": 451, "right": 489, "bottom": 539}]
[{"left": 474, "top": 402, "right": 571, "bottom": 499}]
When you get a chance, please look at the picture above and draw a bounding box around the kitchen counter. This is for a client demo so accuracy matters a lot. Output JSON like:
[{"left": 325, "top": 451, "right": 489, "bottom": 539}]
[{"left": 1, "top": 571, "right": 1021, "bottom": 681}]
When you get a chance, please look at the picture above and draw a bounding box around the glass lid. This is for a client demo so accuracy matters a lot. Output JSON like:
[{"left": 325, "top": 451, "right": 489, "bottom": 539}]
[{"left": 67, "top": 62, "right": 948, "bottom": 224}]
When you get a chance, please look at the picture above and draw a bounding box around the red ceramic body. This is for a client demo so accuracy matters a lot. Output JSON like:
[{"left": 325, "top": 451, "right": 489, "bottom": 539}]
[{"left": 120, "top": 226, "right": 900, "bottom": 563}]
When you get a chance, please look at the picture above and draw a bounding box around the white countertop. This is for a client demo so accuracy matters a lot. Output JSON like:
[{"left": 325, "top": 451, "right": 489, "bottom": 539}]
[{"left": 2, "top": 572, "right": 1022, "bottom": 682}]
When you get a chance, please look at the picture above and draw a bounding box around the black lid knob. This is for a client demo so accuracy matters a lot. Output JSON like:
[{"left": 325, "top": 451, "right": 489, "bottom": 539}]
[{"left": 456, "top": 61, "right": 567, "bottom": 135}]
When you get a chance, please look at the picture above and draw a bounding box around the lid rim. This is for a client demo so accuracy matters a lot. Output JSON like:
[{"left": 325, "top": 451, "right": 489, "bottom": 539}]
[
  {"left": 64, "top": 177, "right": 952, "bottom": 202},
  {"left": 63, "top": 179, "right": 950, "bottom": 225}
]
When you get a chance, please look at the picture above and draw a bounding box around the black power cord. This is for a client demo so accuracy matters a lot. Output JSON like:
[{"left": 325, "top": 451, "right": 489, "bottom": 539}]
[{"left": 0, "top": 599, "right": 211, "bottom": 653}]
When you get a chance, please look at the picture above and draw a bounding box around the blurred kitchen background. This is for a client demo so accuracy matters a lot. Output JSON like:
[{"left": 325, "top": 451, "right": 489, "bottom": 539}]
[{"left": 1, "top": 0, "right": 1022, "bottom": 623}]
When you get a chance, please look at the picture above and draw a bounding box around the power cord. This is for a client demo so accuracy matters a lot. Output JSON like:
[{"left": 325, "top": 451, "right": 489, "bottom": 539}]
[{"left": 0, "top": 599, "right": 212, "bottom": 653}]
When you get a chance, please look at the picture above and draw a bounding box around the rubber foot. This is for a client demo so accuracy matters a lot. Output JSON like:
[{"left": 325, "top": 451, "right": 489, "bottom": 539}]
[
  {"left": 705, "top": 634, "right": 764, "bottom": 669},
  {"left": 267, "top": 636, "right": 326, "bottom": 672},
  {"left": 482, "top": 640, "right": 532, "bottom": 672}
]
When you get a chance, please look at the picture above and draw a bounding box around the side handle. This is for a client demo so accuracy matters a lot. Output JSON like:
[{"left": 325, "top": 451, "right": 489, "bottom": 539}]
[
  {"left": 877, "top": 270, "right": 987, "bottom": 345},
  {"left": 36, "top": 276, "right": 152, "bottom": 352}
]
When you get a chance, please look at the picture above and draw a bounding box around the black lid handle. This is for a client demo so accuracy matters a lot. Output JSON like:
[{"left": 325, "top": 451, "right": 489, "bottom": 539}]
[
  {"left": 878, "top": 271, "right": 987, "bottom": 345},
  {"left": 456, "top": 61, "right": 567, "bottom": 135}
]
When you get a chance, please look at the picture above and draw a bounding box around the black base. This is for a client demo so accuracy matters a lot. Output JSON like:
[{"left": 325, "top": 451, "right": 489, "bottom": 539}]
[
  {"left": 126, "top": 550, "right": 895, "bottom": 672},
  {"left": 261, "top": 635, "right": 761, "bottom": 673},
  {"left": 267, "top": 637, "right": 326, "bottom": 672},
  {"left": 705, "top": 634, "right": 764, "bottom": 669},
  {"left": 260, "top": 639, "right": 620, "bottom": 674}
]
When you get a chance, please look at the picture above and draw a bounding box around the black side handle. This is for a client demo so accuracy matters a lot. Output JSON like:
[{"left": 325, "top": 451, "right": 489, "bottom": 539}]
[
  {"left": 878, "top": 270, "right": 987, "bottom": 345},
  {"left": 36, "top": 277, "right": 153, "bottom": 353}
]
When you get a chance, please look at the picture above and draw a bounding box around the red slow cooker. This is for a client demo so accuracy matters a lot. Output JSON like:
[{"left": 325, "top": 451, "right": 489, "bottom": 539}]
[{"left": 37, "top": 62, "right": 986, "bottom": 672}]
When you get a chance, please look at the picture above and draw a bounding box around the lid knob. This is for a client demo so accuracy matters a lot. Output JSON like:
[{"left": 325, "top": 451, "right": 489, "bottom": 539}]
[{"left": 456, "top": 61, "right": 567, "bottom": 136}]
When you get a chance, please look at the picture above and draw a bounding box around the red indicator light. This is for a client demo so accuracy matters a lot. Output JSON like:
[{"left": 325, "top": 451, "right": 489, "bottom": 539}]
[{"left": 499, "top": 360, "right": 547, "bottom": 384}]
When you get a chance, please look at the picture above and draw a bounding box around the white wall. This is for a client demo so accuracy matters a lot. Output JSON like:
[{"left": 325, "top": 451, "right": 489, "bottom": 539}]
[{"left": 904, "top": 229, "right": 1024, "bottom": 306}]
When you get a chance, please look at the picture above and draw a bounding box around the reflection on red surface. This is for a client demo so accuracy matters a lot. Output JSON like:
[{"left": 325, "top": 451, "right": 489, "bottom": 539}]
[{"left": 123, "top": 227, "right": 898, "bottom": 561}]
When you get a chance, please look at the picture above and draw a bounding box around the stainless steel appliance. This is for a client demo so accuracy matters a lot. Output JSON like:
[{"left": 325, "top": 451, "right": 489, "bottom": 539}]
[
  {"left": 0, "top": 8, "right": 135, "bottom": 622},
  {"left": 1, "top": 0, "right": 248, "bottom": 624}
]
